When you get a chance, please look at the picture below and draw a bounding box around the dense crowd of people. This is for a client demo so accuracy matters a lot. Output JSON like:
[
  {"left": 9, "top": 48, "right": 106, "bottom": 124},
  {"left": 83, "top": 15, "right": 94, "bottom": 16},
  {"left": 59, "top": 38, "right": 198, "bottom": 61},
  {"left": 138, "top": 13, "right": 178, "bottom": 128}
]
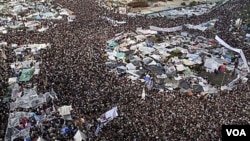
[{"left": 0, "top": 0, "right": 250, "bottom": 140}]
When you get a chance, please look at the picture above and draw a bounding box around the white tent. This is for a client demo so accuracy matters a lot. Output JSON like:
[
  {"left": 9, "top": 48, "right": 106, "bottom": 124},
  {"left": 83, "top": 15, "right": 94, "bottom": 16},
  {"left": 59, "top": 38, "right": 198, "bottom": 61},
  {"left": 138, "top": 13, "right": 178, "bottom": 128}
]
[
  {"left": 246, "top": 34, "right": 250, "bottom": 38},
  {"left": 204, "top": 58, "right": 220, "bottom": 72},
  {"left": 141, "top": 88, "right": 146, "bottom": 100},
  {"left": 215, "top": 35, "right": 250, "bottom": 72},
  {"left": 74, "top": 130, "right": 87, "bottom": 141},
  {"left": 126, "top": 63, "right": 136, "bottom": 70},
  {"left": 37, "top": 136, "right": 45, "bottom": 141}
]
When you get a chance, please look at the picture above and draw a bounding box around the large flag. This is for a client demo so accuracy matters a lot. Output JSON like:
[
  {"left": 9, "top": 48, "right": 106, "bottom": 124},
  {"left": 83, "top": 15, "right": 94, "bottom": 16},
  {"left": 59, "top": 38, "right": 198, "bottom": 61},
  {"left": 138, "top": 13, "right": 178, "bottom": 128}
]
[
  {"left": 50, "top": 88, "right": 58, "bottom": 100},
  {"left": 97, "top": 106, "right": 118, "bottom": 125},
  {"left": 95, "top": 107, "right": 118, "bottom": 136},
  {"left": 94, "top": 124, "right": 102, "bottom": 136}
]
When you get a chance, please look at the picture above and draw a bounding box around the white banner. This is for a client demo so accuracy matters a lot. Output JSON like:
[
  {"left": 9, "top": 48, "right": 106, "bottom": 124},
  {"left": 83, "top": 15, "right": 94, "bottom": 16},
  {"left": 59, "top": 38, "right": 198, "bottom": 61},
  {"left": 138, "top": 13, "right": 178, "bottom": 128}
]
[
  {"left": 185, "top": 24, "right": 208, "bottom": 32},
  {"left": 185, "top": 19, "right": 217, "bottom": 32},
  {"left": 98, "top": 106, "right": 118, "bottom": 125},
  {"left": 228, "top": 75, "right": 241, "bottom": 87},
  {"left": 149, "top": 26, "right": 183, "bottom": 33},
  {"left": 58, "top": 105, "right": 73, "bottom": 116},
  {"left": 101, "top": 16, "right": 126, "bottom": 25},
  {"left": 136, "top": 27, "right": 158, "bottom": 35}
]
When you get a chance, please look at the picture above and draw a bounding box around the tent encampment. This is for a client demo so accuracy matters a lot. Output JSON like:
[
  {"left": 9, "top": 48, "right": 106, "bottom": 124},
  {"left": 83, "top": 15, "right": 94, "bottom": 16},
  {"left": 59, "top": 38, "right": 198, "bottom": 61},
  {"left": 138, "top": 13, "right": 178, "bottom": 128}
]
[{"left": 215, "top": 35, "right": 250, "bottom": 72}]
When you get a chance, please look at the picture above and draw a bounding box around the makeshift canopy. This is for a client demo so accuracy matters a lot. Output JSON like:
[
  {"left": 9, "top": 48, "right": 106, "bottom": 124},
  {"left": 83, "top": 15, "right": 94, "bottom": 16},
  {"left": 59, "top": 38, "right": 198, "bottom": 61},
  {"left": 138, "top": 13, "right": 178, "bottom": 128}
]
[
  {"left": 19, "top": 68, "right": 35, "bottom": 81},
  {"left": 8, "top": 77, "right": 17, "bottom": 84},
  {"left": 215, "top": 35, "right": 250, "bottom": 72},
  {"left": 2, "top": 97, "right": 11, "bottom": 103},
  {"left": 107, "top": 41, "right": 119, "bottom": 47},
  {"left": 179, "top": 80, "right": 190, "bottom": 90},
  {"left": 116, "top": 52, "right": 125, "bottom": 59},
  {"left": 204, "top": 58, "right": 220, "bottom": 71}
]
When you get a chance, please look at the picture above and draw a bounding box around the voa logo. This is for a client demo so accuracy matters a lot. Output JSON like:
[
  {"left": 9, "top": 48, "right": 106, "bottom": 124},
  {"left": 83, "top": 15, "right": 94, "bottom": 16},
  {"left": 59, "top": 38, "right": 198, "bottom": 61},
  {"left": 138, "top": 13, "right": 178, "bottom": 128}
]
[{"left": 226, "top": 129, "right": 246, "bottom": 136}]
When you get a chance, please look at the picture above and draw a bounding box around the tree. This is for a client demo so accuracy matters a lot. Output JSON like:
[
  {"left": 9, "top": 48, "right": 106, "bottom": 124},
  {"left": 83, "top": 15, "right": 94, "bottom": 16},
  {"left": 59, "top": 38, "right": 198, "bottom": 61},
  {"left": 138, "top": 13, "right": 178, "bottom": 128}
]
[
  {"left": 181, "top": 2, "right": 186, "bottom": 6},
  {"left": 189, "top": 1, "right": 198, "bottom": 7}
]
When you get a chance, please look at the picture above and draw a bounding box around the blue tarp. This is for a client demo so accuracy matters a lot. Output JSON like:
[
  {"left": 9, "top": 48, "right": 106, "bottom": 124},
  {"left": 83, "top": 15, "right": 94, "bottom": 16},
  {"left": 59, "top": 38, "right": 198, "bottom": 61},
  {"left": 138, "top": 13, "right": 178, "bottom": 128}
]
[
  {"left": 28, "top": 112, "right": 36, "bottom": 118},
  {"left": 34, "top": 115, "right": 41, "bottom": 121},
  {"left": 187, "top": 54, "right": 199, "bottom": 60},
  {"left": 243, "top": 24, "right": 248, "bottom": 31},
  {"left": 28, "top": 113, "right": 41, "bottom": 121},
  {"left": 72, "top": 129, "right": 78, "bottom": 134},
  {"left": 146, "top": 42, "right": 154, "bottom": 47},
  {"left": 61, "top": 127, "right": 70, "bottom": 134},
  {"left": 24, "top": 137, "right": 32, "bottom": 141},
  {"left": 144, "top": 76, "right": 151, "bottom": 82},
  {"left": 225, "top": 58, "right": 231, "bottom": 63},
  {"left": 204, "top": 23, "right": 211, "bottom": 27},
  {"left": 156, "top": 63, "right": 162, "bottom": 67},
  {"left": 14, "top": 70, "right": 20, "bottom": 77},
  {"left": 224, "top": 54, "right": 232, "bottom": 62},
  {"left": 34, "top": 15, "right": 42, "bottom": 20}
]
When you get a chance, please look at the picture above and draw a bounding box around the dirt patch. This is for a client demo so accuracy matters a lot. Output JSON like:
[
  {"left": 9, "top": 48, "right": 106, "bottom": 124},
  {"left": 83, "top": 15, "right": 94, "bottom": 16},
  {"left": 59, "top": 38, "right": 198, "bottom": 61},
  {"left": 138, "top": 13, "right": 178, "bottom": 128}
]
[
  {"left": 198, "top": 71, "right": 237, "bottom": 86},
  {"left": 128, "top": 2, "right": 149, "bottom": 8},
  {"left": 149, "top": 0, "right": 166, "bottom": 2}
]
